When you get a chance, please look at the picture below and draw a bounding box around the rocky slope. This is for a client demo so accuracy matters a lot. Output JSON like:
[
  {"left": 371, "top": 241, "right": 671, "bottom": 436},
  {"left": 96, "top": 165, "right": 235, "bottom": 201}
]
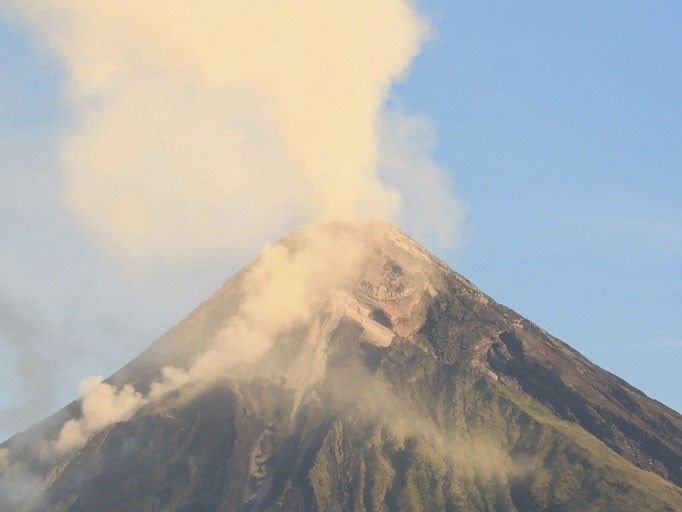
[{"left": 2, "top": 222, "right": 681, "bottom": 511}]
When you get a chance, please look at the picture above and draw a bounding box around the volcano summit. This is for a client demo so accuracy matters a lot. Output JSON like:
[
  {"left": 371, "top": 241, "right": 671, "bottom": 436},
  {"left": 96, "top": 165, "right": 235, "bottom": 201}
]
[{"left": 1, "top": 223, "right": 680, "bottom": 511}]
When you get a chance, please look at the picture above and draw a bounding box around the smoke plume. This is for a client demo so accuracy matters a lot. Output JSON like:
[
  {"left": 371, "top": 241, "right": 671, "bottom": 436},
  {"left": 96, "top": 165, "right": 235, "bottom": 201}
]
[
  {"left": 2, "top": 0, "right": 467, "bottom": 475},
  {"left": 53, "top": 224, "right": 368, "bottom": 452},
  {"left": 149, "top": 225, "right": 368, "bottom": 399},
  {"left": 0, "top": 447, "right": 42, "bottom": 509},
  {"left": 379, "top": 108, "right": 466, "bottom": 248},
  {"left": 2, "top": 0, "right": 465, "bottom": 262},
  {"left": 54, "top": 376, "right": 144, "bottom": 453}
]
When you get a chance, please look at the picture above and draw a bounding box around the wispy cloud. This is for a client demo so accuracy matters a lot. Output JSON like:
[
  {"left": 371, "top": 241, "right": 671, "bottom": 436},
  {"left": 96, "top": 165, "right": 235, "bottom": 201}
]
[{"left": 537, "top": 210, "right": 682, "bottom": 254}]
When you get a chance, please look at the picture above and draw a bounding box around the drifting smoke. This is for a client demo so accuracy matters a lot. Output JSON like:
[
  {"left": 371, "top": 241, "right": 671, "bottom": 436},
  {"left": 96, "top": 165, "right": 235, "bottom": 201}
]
[
  {"left": 2, "top": 0, "right": 465, "bottom": 469},
  {"left": 0, "top": 447, "right": 42, "bottom": 509},
  {"left": 54, "top": 376, "right": 144, "bottom": 453},
  {"left": 54, "top": 224, "right": 368, "bottom": 452},
  {"left": 379, "top": 108, "right": 466, "bottom": 248},
  {"left": 2, "top": 0, "right": 464, "bottom": 262},
  {"left": 0, "top": 449, "right": 8, "bottom": 472},
  {"left": 148, "top": 226, "right": 367, "bottom": 398}
]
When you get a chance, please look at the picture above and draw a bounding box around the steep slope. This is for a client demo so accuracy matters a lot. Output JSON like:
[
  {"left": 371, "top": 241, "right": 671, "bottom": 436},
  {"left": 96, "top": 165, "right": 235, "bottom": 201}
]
[{"left": 2, "top": 222, "right": 681, "bottom": 511}]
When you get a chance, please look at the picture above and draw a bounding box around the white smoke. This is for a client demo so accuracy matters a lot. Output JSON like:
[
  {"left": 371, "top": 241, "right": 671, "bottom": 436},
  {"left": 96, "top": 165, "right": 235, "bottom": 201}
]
[
  {"left": 0, "top": 446, "right": 43, "bottom": 508},
  {"left": 149, "top": 225, "right": 367, "bottom": 398},
  {"left": 54, "top": 224, "right": 369, "bottom": 452},
  {"left": 54, "top": 376, "right": 144, "bottom": 453},
  {"left": 379, "top": 108, "right": 467, "bottom": 249},
  {"left": 2, "top": 0, "right": 467, "bottom": 460},
  {"left": 1, "top": 0, "right": 457, "bottom": 262},
  {"left": 0, "top": 449, "right": 8, "bottom": 472}
]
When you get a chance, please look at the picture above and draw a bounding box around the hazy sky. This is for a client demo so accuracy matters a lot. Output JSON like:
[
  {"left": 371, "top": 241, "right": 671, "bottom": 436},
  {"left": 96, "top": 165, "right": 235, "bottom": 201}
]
[{"left": 1, "top": 1, "right": 681, "bottom": 441}]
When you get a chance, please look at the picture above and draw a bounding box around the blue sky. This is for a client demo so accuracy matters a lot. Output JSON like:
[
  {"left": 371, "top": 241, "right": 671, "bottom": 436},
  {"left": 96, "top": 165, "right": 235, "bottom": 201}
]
[
  {"left": 1, "top": 1, "right": 680, "bottom": 440},
  {"left": 409, "top": 1, "right": 681, "bottom": 408}
]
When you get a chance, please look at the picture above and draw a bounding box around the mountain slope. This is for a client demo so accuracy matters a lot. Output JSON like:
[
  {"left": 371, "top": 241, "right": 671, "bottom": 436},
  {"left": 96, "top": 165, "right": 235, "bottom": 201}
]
[{"left": 2, "top": 222, "right": 681, "bottom": 511}]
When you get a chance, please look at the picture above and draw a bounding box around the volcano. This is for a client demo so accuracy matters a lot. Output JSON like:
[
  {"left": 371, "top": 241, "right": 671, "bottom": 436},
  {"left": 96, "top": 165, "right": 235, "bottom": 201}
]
[{"left": 2, "top": 223, "right": 681, "bottom": 511}]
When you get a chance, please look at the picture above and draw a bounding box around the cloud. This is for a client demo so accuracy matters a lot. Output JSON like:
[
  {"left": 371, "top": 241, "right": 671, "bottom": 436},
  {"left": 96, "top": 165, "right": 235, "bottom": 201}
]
[
  {"left": 1, "top": 0, "right": 462, "bottom": 263},
  {"left": 538, "top": 211, "right": 682, "bottom": 256}
]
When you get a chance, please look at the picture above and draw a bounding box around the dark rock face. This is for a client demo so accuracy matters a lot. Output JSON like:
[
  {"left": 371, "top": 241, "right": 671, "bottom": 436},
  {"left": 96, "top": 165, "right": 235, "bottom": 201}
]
[{"left": 2, "top": 223, "right": 681, "bottom": 511}]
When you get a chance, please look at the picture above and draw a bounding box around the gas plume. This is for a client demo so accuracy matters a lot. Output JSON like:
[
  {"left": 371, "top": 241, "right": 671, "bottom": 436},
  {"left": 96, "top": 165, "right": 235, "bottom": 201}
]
[
  {"left": 3, "top": 0, "right": 465, "bottom": 262},
  {"left": 148, "top": 225, "right": 367, "bottom": 399},
  {"left": 379, "top": 108, "right": 466, "bottom": 248},
  {"left": 54, "top": 377, "right": 144, "bottom": 453},
  {"left": 0, "top": 447, "right": 42, "bottom": 509},
  {"left": 54, "top": 224, "right": 368, "bottom": 452},
  {"left": 2, "top": 0, "right": 467, "bottom": 472}
]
